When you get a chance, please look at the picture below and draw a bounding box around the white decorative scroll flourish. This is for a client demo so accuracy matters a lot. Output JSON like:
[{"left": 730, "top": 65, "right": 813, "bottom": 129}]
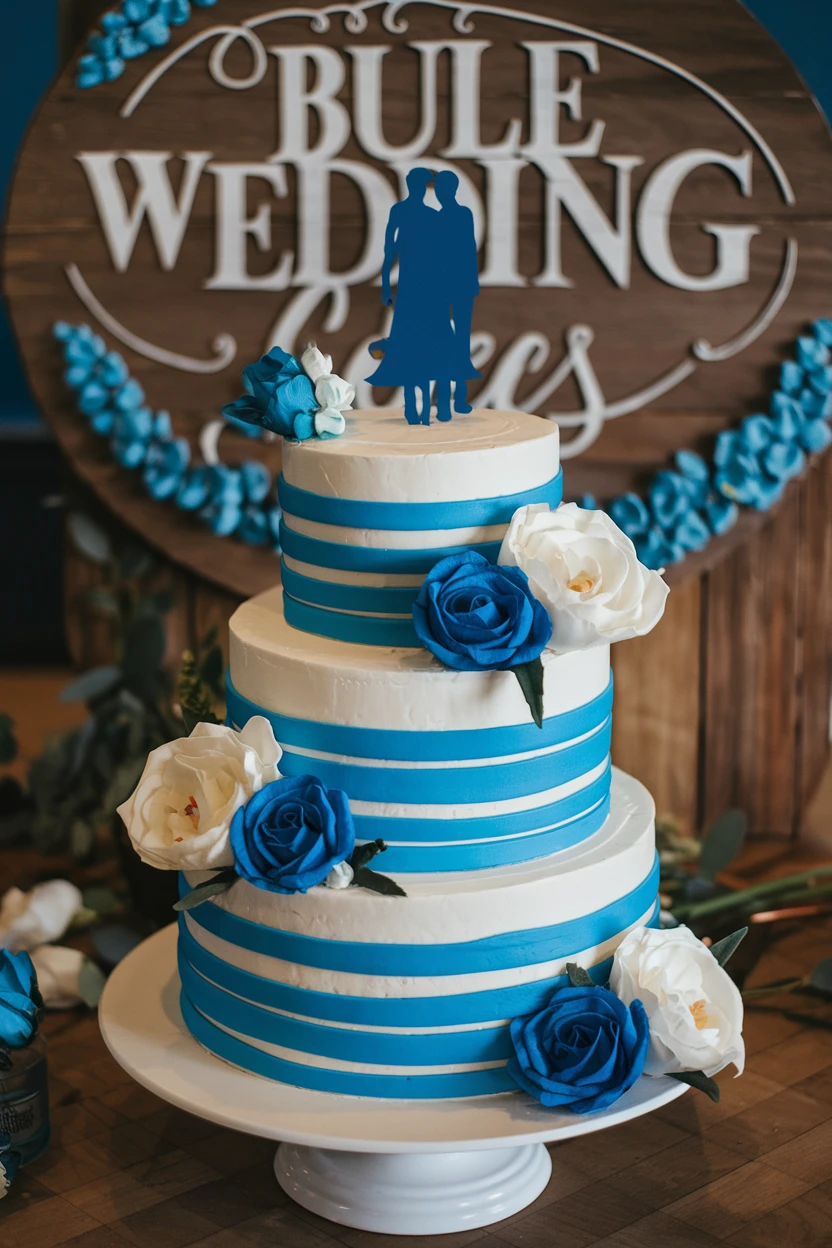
[
  {"left": 64, "top": 263, "right": 237, "bottom": 375},
  {"left": 119, "top": 0, "right": 795, "bottom": 206},
  {"left": 692, "top": 237, "right": 799, "bottom": 362}
]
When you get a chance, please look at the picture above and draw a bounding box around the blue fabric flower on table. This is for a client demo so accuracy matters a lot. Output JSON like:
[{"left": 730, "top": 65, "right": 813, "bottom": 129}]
[
  {"left": 0, "top": 950, "right": 42, "bottom": 1051},
  {"left": 230, "top": 775, "right": 356, "bottom": 895},
  {"left": 222, "top": 348, "right": 319, "bottom": 442},
  {"left": 508, "top": 984, "right": 649, "bottom": 1114},
  {"left": 412, "top": 551, "right": 552, "bottom": 672},
  {"left": 0, "top": 1132, "right": 22, "bottom": 1199}
]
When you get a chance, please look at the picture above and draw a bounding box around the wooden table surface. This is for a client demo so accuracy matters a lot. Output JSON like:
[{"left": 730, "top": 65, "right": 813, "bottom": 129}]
[{"left": 0, "top": 909, "right": 830, "bottom": 1248}]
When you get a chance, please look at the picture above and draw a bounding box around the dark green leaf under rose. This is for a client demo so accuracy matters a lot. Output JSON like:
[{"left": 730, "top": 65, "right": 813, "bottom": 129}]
[
  {"left": 351, "top": 867, "right": 407, "bottom": 897},
  {"left": 173, "top": 869, "right": 239, "bottom": 912},
  {"left": 512, "top": 655, "right": 545, "bottom": 729},
  {"left": 566, "top": 962, "right": 594, "bottom": 988},
  {"left": 670, "top": 1069, "right": 720, "bottom": 1102}
]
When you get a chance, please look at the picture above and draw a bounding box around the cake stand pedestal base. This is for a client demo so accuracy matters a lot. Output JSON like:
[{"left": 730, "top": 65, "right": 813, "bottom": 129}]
[
  {"left": 99, "top": 925, "right": 686, "bottom": 1237},
  {"left": 275, "top": 1142, "right": 552, "bottom": 1234}
]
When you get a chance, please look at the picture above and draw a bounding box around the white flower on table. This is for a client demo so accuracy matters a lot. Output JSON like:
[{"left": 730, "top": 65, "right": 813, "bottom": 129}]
[
  {"left": 610, "top": 924, "right": 745, "bottom": 1079},
  {"left": 117, "top": 718, "right": 281, "bottom": 871},
  {"left": 498, "top": 503, "right": 669, "bottom": 653},
  {"left": 0, "top": 880, "right": 82, "bottom": 953}
]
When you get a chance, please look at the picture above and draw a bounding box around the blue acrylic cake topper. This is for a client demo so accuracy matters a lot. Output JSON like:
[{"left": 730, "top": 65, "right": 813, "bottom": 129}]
[{"left": 367, "top": 168, "right": 482, "bottom": 425}]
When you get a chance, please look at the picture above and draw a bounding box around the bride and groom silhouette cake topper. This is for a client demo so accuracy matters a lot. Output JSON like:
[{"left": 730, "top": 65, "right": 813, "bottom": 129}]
[{"left": 367, "top": 168, "right": 481, "bottom": 424}]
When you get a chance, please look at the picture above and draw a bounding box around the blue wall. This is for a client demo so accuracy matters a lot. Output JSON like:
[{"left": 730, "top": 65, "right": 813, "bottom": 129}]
[
  {"left": 0, "top": 1, "right": 829, "bottom": 427},
  {"left": 1, "top": 1, "right": 58, "bottom": 429}
]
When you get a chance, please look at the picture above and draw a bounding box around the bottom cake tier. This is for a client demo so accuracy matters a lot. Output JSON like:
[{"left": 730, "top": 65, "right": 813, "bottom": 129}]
[{"left": 177, "top": 768, "right": 657, "bottom": 1100}]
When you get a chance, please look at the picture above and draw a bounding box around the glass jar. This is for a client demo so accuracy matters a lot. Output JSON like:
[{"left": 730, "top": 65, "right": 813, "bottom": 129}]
[{"left": 0, "top": 1034, "right": 50, "bottom": 1164}]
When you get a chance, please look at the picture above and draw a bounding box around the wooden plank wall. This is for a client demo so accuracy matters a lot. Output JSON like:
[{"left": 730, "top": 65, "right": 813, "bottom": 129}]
[{"left": 611, "top": 452, "right": 832, "bottom": 836}]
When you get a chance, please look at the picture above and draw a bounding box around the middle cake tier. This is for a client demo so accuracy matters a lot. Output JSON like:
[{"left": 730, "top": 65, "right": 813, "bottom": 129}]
[{"left": 228, "top": 587, "right": 612, "bottom": 874}]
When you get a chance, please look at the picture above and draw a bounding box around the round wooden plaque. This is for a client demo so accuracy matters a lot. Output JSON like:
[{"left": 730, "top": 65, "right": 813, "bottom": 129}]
[{"left": 5, "top": 0, "right": 832, "bottom": 594}]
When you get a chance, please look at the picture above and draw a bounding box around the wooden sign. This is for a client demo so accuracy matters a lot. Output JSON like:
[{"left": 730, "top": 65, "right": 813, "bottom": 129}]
[
  {"left": 6, "top": 0, "right": 832, "bottom": 507},
  {"left": 6, "top": 0, "right": 831, "bottom": 841}
]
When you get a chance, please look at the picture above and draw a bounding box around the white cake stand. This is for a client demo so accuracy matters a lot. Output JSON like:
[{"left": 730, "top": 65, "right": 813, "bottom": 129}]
[{"left": 99, "top": 925, "right": 686, "bottom": 1236}]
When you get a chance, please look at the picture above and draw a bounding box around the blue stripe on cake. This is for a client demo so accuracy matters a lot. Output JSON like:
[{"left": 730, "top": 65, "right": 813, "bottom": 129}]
[
  {"left": 177, "top": 919, "right": 619, "bottom": 1026},
  {"left": 277, "top": 720, "right": 611, "bottom": 805},
  {"left": 277, "top": 469, "right": 563, "bottom": 530},
  {"left": 179, "top": 855, "right": 659, "bottom": 976},
  {"left": 226, "top": 676, "right": 614, "bottom": 762},
  {"left": 278, "top": 521, "right": 503, "bottom": 573},
  {"left": 179, "top": 994, "right": 518, "bottom": 1098}
]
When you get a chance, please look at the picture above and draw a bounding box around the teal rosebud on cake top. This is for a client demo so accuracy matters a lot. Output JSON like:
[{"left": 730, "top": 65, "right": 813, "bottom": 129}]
[{"left": 223, "top": 345, "right": 354, "bottom": 442}]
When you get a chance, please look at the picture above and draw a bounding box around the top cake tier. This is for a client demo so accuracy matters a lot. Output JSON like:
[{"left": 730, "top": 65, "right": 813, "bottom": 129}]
[{"left": 277, "top": 408, "right": 561, "bottom": 647}]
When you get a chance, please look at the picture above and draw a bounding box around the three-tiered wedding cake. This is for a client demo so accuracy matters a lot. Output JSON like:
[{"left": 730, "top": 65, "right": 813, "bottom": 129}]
[{"left": 174, "top": 407, "right": 661, "bottom": 1099}]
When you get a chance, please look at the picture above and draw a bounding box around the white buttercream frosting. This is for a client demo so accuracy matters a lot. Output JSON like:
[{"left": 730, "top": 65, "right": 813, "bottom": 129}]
[
  {"left": 229, "top": 587, "right": 610, "bottom": 731},
  {"left": 281, "top": 408, "right": 560, "bottom": 503},
  {"left": 184, "top": 768, "right": 653, "bottom": 954}
]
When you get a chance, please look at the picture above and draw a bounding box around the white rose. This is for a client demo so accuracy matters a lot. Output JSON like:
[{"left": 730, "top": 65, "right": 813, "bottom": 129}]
[
  {"left": 610, "top": 925, "right": 745, "bottom": 1079},
  {"left": 117, "top": 717, "right": 281, "bottom": 871},
  {"left": 0, "top": 880, "right": 83, "bottom": 952},
  {"left": 498, "top": 503, "right": 669, "bottom": 653}
]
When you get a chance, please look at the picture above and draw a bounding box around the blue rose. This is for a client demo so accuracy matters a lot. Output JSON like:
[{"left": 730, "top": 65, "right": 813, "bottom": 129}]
[
  {"left": 412, "top": 551, "right": 552, "bottom": 672},
  {"left": 222, "top": 347, "right": 318, "bottom": 441},
  {"left": 0, "top": 951, "right": 41, "bottom": 1050},
  {"left": 508, "top": 984, "right": 649, "bottom": 1114},
  {"left": 230, "top": 775, "right": 355, "bottom": 894}
]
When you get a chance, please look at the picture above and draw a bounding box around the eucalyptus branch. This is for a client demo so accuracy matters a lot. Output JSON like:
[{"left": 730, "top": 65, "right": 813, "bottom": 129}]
[{"left": 672, "top": 865, "right": 832, "bottom": 922}]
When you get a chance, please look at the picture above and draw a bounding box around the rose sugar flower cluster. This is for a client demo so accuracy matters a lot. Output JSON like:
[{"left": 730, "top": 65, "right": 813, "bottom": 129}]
[
  {"left": 410, "top": 499, "right": 670, "bottom": 727},
  {"left": 117, "top": 717, "right": 392, "bottom": 902},
  {"left": 507, "top": 923, "right": 745, "bottom": 1115}
]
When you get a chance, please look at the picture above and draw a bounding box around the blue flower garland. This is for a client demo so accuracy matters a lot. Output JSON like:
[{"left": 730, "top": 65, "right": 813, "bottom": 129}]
[
  {"left": 53, "top": 322, "right": 281, "bottom": 550},
  {"left": 76, "top": 0, "right": 218, "bottom": 89},
  {"left": 584, "top": 321, "right": 832, "bottom": 570}
]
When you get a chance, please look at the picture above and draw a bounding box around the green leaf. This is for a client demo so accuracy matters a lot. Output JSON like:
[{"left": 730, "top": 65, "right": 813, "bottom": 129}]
[
  {"left": 199, "top": 645, "right": 224, "bottom": 694},
  {"left": 512, "top": 656, "right": 545, "bottom": 729},
  {"left": 670, "top": 1070, "right": 720, "bottom": 1102},
  {"left": 0, "top": 714, "right": 18, "bottom": 764},
  {"left": 809, "top": 958, "right": 832, "bottom": 997},
  {"left": 118, "top": 545, "right": 154, "bottom": 580},
  {"left": 60, "top": 666, "right": 121, "bottom": 704},
  {"left": 351, "top": 867, "right": 407, "bottom": 897},
  {"left": 173, "top": 869, "right": 238, "bottom": 912},
  {"left": 698, "top": 810, "right": 748, "bottom": 882},
  {"left": 68, "top": 512, "right": 112, "bottom": 563},
  {"left": 350, "top": 839, "right": 387, "bottom": 872},
  {"left": 122, "top": 615, "right": 166, "bottom": 703},
  {"left": 200, "top": 625, "right": 219, "bottom": 652},
  {"left": 77, "top": 958, "right": 107, "bottom": 1008},
  {"left": 709, "top": 926, "right": 748, "bottom": 968},
  {"left": 566, "top": 962, "right": 594, "bottom": 988},
  {"left": 86, "top": 588, "right": 119, "bottom": 616},
  {"left": 70, "top": 820, "right": 95, "bottom": 861},
  {"left": 68, "top": 905, "right": 99, "bottom": 932},
  {"left": 82, "top": 886, "right": 121, "bottom": 916}
]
